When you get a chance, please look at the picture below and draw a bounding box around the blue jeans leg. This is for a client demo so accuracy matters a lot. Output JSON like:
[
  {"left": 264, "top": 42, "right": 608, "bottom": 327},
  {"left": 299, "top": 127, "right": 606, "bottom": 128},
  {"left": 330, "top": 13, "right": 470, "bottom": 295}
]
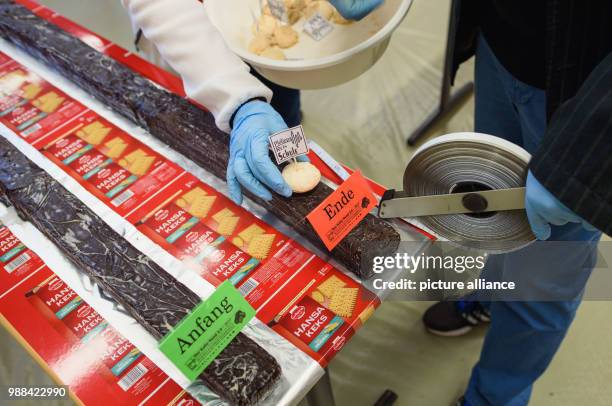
[
  {"left": 474, "top": 35, "right": 523, "bottom": 147},
  {"left": 466, "top": 224, "right": 600, "bottom": 406},
  {"left": 464, "top": 34, "right": 602, "bottom": 406},
  {"left": 250, "top": 68, "right": 302, "bottom": 127},
  {"left": 472, "top": 33, "right": 549, "bottom": 304}
]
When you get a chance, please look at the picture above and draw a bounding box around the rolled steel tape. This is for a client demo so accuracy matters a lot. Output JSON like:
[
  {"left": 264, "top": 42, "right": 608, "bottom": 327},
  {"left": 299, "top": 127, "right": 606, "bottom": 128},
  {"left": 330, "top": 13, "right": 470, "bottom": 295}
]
[{"left": 403, "top": 133, "right": 535, "bottom": 253}]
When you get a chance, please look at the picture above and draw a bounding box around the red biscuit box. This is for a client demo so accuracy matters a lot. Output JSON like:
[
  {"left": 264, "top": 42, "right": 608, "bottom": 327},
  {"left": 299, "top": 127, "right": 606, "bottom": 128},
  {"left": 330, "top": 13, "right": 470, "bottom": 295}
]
[
  {"left": 0, "top": 93, "right": 26, "bottom": 116},
  {"left": 22, "top": 100, "right": 87, "bottom": 146},
  {"left": 67, "top": 148, "right": 112, "bottom": 179},
  {"left": 173, "top": 221, "right": 219, "bottom": 259},
  {"left": 25, "top": 275, "right": 82, "bottom": 343},
  {"left": 6, "top": 101, "right": 45, "bottom": 132},
  {"left": 143, "top": 202, "right": 198, "bottom": 244},
  {"left": 96, "top": 326, "right": 141, "bottom": 376},
  {"left": 207, "top": 244, "right": 257, "bottom": 286},
  {"left": 60, "top": 302, "right": 106, "bottom": 342},
  {"left": 172, "top": 221, "right": 259, "bottom": 286},
  {"left": 45, "top": 133, "right": 90, "bottom": 163},
  {"left": 272, "top": 296, "right": 355, "bottom": 365},
  {"left": 0, "top": 225, "right": 43, "bottom": 280},
  {"left": 0, "top": 65, "right": 42, "bottom": 123},
  {"left": 25, "top": 275, "right": 145, "bottom": 383},
  {"left": 87, "top": 162, "right": 137, "bottom": 198}
]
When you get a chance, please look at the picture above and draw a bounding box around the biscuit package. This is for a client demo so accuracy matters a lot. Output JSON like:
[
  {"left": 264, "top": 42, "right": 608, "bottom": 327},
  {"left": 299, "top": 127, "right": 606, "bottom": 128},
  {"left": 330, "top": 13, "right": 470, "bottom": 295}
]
[
  {"left": 0, "top": 224, "right": 198, "bottom": 405},
  {"left": 0, "top": 7, "right": 388, "bottom": 378},
  {"left": 274, "top": 296, "right": 355, "bottom": 364},
  {"left": 309, "top": 272, "right": 379, "bottom": 324}
]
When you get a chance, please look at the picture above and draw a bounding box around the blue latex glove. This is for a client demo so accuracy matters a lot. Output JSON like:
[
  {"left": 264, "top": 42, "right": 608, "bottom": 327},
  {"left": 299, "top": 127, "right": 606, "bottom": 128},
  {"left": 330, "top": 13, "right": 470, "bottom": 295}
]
[
  {"left": 525, "top": 171, "right": 597, "bottom": 240},
  {"left": 329, "top": 0, "right": 384, "bottom": 20},
  {"left": 228, "top": 100, "right": 307, "bottom": 204}
]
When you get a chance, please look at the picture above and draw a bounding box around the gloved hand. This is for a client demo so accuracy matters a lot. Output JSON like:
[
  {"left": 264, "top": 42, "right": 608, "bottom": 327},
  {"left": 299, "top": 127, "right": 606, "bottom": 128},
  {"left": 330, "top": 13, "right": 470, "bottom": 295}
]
[
  {"left": 524, "top": 171, "right": 597, "bottom": 240},
  {"left": 228, "top": 100, "right": 306, "bottom": 204},
  {"left": 329, "top": 0, "right": 384, "bottom": 20}
]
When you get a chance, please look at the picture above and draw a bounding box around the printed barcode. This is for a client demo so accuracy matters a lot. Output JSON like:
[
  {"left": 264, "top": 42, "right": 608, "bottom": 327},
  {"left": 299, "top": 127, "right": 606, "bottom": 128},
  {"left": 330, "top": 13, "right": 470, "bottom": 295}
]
[
  {"left": 238, "top": 279, "right": 259, "bottom": 296},
  {"left": 4, "top": 252, "right": 30, "bottom": 273},
  {"left": 111, "top": 189, "right": 134, "bottom": 207},
  {"left": 21, "top": 123, "right": 42, "bottom": 137},
  {"left": 117, "top": 363, "right": 148, "bottom": 391}
]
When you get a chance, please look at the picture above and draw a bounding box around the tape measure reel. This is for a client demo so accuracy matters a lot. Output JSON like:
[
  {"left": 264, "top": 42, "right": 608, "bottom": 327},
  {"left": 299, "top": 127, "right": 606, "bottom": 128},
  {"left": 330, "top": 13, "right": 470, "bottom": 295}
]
[{"left": 403, "top": 133, "right": 535, "bottom": 253}]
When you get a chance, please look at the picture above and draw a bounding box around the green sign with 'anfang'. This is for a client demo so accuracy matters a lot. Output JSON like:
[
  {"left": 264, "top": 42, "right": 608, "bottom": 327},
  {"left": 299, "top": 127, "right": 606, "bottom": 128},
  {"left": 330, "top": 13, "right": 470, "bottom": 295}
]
[{"left": 158, "top": 281, "right": 255, "bottom": 381}]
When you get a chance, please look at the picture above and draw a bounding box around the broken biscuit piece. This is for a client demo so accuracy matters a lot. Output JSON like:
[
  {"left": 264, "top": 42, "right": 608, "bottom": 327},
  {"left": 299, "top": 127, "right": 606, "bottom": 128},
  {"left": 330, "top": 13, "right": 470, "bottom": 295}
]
[
  {"left": 274, "top": 25, "right": 299, "bottom": 48},
  {"left": 260, "top": 47, "right": 286, "bottom": 60},
  {"left": 331, "top": 9, "right": 352, "bottom": 24},
  {"left": 358, "top": 304, "right": 376, "bottom": 323},
  {"left": 252, "top": 14, "right": 278, "bottom": 39},
  {"left": 305, "top": 1, "right": 336, "bottom": 20},
  {"left": 282, "top": 161, "right": 321, "bottom": 193},
  {"left": 249, "top": 33, "right": 273, "bottom": 55},
  {"left": 232, "top": 236, "right": 245, "bottom": 248},
  {"left": 311, "top": 290, "right": 325, "bottom": 304}
]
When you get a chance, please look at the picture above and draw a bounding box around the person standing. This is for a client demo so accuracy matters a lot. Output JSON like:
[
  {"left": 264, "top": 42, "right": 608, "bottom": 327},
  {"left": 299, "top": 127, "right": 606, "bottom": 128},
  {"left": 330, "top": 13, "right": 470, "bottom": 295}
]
[
  {"left": 120, "top": 0, "right": 381, "bottom": 205},
  {"left": 420, "top": 1, "right": 612, "bottom": 405}
]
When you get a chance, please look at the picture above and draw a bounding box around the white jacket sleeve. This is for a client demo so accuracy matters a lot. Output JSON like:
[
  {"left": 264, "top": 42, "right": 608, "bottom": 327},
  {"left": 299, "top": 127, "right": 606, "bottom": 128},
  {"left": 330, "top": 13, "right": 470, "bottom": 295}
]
[{"left": 121, "top": 0, "right": 272, "bottom": 133}]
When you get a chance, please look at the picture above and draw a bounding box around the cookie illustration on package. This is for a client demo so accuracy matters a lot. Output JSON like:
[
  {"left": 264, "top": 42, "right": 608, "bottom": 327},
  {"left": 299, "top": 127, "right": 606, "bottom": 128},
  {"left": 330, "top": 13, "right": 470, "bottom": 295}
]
[
  {"left": 232, "top": 236, "right": 245, "bottom": 248},
  {"left": 358, "top": 304, "right": 376, "bottom": 324},
  {"left": 318, "top": 275, "right": 346, "bottom": 298},
  {"left": 32, "top": 91, "right": 64, "bottom": 113},
  {"left": 176, "top": 187, "right": 216, "bottom": 218},
  {"left": 238, "top": 224, "right": 266, "bottom": 243},
  {"left": 247, "top": 233, "right": 275, "bottom": 259},
  {"left": 102, "top": 137, "right": 128, "bottom": 158},
  {"left": 311, "top": 290, "right": 325, "bottom": 304},
  {"left": 217, "top": 216, "right": 240, "bottom": 235},
  {"left": 329, "top": 287, "right": 358, "bottom": 317},
  {"left": 76, "top": 121, "right": 111, "bottom": 145},
  {"left": 213, "top": 208, "right": 235, "bottom": 223},
  {"left": 118, "top": 149, "right": 155, "bottom": 176},
  {"left": 22, "top": 82, "right": 42, "bottom": 99}
]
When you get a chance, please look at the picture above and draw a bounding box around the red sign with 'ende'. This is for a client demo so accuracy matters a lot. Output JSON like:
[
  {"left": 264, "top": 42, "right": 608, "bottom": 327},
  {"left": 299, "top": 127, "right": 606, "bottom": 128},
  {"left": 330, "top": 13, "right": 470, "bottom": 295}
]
[{"left": 306, "top": 171, "right": 377, "bottom": 251}]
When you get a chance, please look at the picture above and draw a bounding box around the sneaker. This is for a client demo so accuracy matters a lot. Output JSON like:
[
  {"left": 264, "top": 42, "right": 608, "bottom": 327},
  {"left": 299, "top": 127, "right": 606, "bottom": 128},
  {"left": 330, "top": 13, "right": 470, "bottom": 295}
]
[{"left": 423, "top": 300, "right": 491, "bottom": 336}]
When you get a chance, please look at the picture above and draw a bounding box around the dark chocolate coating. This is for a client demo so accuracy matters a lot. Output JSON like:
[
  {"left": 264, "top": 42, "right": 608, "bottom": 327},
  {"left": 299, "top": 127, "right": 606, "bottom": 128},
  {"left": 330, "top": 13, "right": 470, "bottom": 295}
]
[
  {"left": 0, "top": 138, "right": 281, "bottom": 406},
  {"left": 0, "top": 0, "right": 399, "bottom": 279}
]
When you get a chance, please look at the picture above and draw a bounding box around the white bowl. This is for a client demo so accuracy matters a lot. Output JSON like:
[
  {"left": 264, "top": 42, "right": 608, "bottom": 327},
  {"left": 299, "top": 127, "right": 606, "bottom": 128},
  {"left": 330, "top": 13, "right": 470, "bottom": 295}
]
[{"left": 206, "top": 0, "right": 413, "bottom": 89}]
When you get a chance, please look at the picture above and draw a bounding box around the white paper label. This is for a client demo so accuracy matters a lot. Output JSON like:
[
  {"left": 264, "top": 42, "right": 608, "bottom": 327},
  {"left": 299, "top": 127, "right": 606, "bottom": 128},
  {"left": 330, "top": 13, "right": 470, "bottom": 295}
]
[
  {"left": 267, "top": 0, "right": 289, "bottom": 23},
  {"left": 303, "top": 13, "right": 334, "bottom": 41},
  {"left": 269, "top": 125, "right": 309, "bottom": 164}
]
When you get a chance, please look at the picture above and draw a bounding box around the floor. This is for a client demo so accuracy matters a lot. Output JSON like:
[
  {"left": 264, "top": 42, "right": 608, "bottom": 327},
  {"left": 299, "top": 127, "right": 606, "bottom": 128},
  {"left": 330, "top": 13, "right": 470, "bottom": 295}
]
[{"left": 2, "top": 0, "right": 611, "bottom": 405}]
